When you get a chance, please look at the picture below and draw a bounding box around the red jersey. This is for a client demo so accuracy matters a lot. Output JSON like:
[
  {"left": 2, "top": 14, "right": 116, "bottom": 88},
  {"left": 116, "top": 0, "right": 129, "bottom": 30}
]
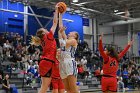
[
  {"left": 52, "top": 59, "right": 60, "bottom": 78},
  {"left": 99, "top": 39, "right": 130, "bottom": 77},
  {"left": 41, "top": 30, "right": 56, "bottom": 62}
]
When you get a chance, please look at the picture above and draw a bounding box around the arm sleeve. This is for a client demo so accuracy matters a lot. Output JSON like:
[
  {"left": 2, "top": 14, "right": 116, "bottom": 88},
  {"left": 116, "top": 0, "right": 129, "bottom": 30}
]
[
  {"left": 99, "top": 39, "right": 109, "bottom": 62},
  {"left": 118, "top": 45, "right": 130, "bottom": 59}
]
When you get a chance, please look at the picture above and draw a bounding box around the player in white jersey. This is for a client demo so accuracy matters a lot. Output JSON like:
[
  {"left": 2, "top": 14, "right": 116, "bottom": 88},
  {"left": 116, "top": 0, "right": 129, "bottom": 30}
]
[{"left": 58, "top": 13, "right": 79, "bottom": 93}]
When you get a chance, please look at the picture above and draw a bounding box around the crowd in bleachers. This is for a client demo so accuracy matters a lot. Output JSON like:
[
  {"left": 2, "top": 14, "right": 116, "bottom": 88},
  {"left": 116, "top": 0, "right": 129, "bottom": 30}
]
[
  {"left": 0, "top": 32, "right": 40, "bottom": 87},
  {"left": 0, "top": 32, "right": 139, "bottom": 90}
]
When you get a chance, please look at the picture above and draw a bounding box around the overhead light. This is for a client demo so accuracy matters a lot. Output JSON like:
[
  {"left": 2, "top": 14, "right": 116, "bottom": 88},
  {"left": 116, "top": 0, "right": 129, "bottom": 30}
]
[
  {"left": 73, "top": 0, "right": 78, "bottom": 3},
  {"left": 114, "top": 10, "right": 118, "bottom": 13},
  {"left": 63, "top": 19, "right": 74, "bottom": 22},
  {"left": 115, "top": 12, "right": 125, "bottom": 15},
  {"left": 14, "top": 14, "right": 18, "bottom": 17},
  {"left": 4, "top": 22, "right": 8, "bottom": 25}
]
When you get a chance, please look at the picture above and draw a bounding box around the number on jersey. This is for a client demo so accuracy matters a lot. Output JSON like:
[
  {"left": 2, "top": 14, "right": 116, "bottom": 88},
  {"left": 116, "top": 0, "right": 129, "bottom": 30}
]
[{"left": 110, "top": 61, "right": 116, "bottom": 66}]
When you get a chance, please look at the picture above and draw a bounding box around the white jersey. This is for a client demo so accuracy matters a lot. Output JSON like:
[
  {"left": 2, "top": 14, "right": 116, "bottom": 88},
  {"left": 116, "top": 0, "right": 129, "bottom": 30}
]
[{"left": 59, "top": 39, "right": 77, "bottom": 79}]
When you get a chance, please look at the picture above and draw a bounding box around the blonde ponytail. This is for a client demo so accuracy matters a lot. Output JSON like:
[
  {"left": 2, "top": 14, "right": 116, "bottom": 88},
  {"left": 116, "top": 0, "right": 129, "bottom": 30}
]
[{"left": 30, "top": 36, "right": 41, "bottom": 46}]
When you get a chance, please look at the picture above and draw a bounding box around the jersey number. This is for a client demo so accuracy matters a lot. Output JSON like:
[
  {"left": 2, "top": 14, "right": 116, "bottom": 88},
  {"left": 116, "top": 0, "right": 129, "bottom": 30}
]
[{"left": 110, "top": 61, "right": 116, "bottom": 67}]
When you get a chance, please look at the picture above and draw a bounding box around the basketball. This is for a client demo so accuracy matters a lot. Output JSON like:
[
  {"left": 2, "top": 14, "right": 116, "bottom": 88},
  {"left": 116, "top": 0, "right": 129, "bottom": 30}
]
[{"left": 57, "top": 2, "right": 67, "bottom": 14}]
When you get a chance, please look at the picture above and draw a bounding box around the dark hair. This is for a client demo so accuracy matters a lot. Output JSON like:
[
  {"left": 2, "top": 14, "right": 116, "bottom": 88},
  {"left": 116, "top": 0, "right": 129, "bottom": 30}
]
[{"left": 107, "top": 46, "right": 119, "bottom": 61}]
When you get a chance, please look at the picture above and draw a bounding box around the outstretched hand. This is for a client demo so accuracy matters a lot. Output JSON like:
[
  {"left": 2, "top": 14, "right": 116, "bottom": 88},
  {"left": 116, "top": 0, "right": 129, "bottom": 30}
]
[
  {"left": 99, "top": 32, "right": 103, "bottom": 40},
  {"left": 59, "top": 26, "right": 67, "bottom": 33},
  {"left": 128, "top": 39, "right": 134, "bottom": 45},
  {"left": 55, "top": 3, "right": 59, "bottom": 9},
  {"left": 54, "top": 4, "right": 59, "bottom": 14}
]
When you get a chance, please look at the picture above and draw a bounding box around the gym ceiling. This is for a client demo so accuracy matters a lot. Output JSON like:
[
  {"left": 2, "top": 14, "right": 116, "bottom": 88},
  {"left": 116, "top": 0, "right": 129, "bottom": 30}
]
[{"left": 10, "top": 0, "right": 140, "bottom": 20}]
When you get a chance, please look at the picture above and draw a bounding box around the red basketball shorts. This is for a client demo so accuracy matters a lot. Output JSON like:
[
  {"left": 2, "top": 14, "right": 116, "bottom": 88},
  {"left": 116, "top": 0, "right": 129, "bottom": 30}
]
[
  {"left": 51, "top": 78, "right": 64, "bottom": 89},
  {"left": 39, "top": 60, "right": 53, "bottom": 77},
  {"left": 101, "top": 76, "right": 117, "bottom": 92}
]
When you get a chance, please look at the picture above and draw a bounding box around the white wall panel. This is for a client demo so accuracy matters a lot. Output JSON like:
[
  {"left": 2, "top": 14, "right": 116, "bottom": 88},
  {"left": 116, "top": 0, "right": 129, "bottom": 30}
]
[
  {"left": 114, "top": 33, "right": 128, "bottom": 48},
  {"left": 83, "top": 19, "right": 93, "bottom": 50},
  {"left": 133, "top": 22, "right": 140, "bottom": 30},
  {"left": 132, "top": 33, "right": 139, "bottom": 56},
  {"left": 84, "top": 35, "right": 93, "bottom": 50},
  {"left": 83, "top": 19, "right": 93, "bottom": 35}
]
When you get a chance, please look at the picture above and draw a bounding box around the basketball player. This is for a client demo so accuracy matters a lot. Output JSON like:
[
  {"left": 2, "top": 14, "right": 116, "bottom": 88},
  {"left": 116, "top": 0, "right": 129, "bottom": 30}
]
[
  {"left": 99, "top": 33, "right": 133, "bottom": 93},
  {"left": 58, "top": 13, "right": 79, "bottom": 93},
  {"left": 51, "top": 48, "right": 65, "bottom": 93},
  {"left": 31, "top": 6, "right": 58, "bottom": 93}
]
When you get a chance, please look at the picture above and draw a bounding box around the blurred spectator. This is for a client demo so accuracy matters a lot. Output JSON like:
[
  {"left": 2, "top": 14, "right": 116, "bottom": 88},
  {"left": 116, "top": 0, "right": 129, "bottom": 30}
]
[
  {"left": 131, "top": 67, "right": 139, "bottom": 76},
  {"left": 0, "top": 74, "right": 3, "bottom": 84},
  {"left": 0, "top": 36, "right": 6, "bottom": 47},
  {"left": 77, "top": 65, "right": 85, "bottom": 79},
  {"left": 117, "top": 68, "right": 122, "bottom": 77},
  {"left": 3, "top": 40, "right": 12, "bottom": 49},
  {"left": 81, "top": 56, "right": 87, "bottom": 70},
  {"left": 122, "top": 68, "right": 129, "bottom": 88},
  {"left": 2, "top": 74, "right": 13, "bottom": 93},
  {"left": 117, "top": 76, "right": 125, "bottom": 91},
  {"left": 94, "top": 67, "right": 101, "bottom": 81}
]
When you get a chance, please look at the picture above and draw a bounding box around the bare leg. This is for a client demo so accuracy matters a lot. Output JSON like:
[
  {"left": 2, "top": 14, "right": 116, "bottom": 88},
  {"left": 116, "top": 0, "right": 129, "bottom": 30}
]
[
  {"left": 67, "top": 75, "right": 78, "bottom": 93},
  {"left": 52, "top": 89, "right": 58, "bottom": 93},
  {"left": 58, "top": 89, "right": 65, "bottom": 93},
  {"left": 63, "top": 78, "right": 70, "bottom": 93},
  {"left": 39, "top": 77, "right": 51, "bottom": 93}
]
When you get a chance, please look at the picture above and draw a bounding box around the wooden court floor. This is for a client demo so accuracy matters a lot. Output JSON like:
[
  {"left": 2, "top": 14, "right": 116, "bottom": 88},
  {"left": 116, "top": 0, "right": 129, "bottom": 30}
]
[{"left": 82, "top": 90, "right": 140, "bottom": 93}]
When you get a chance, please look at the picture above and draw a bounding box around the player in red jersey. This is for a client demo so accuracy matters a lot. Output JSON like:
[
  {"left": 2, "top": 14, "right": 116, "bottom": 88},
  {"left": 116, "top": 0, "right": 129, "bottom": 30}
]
[
  {"left": 99, "top": 33, "right": 133, "bottom": 93},
  {"left": 51, "top": 48, "right": 65, "bottom": 93},
  {"left": 31, "top": 6, "right": 58, "bottom": 93}
]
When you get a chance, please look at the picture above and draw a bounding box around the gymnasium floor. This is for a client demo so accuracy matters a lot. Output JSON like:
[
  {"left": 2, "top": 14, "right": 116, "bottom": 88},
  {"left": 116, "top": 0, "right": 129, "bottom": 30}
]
[
  {"left": 82, "top": 91, "right": 140, "bottom": 93},
  {"left": 81, "top": 89, "right": 140, "bottom": 93}
]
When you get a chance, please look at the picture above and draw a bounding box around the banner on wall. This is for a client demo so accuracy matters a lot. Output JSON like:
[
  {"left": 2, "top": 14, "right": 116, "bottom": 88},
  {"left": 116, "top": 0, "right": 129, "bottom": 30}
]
[
  {"left": 82, "top": 18, "right": 89, "bottom": 26},
  {"left": 138, "top": 32, "right": 140, "bottom": 55}
]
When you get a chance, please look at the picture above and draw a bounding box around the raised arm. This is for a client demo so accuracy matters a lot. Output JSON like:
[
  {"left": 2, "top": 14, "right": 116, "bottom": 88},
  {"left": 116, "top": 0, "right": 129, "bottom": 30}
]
[
  {"left": 61, "top": 27, "right": 67, "bottom": 40},
  {"left": 58, "top": 13, "right": 67, "bottom": 40},
  {"left": 98, "top": 34, "right": 109, "bottom": 62},
  {"left": 58, "top": 13, "right": 63, "bottom": 39},
  {"left": 59, "top": 13, "right": 63, "bottom": 28},
  {"left": 118, "top": 40, "right": 133, "bottom": 59},
  {"left": 50, "top": 6, "right": 58, "bottom": 34}
]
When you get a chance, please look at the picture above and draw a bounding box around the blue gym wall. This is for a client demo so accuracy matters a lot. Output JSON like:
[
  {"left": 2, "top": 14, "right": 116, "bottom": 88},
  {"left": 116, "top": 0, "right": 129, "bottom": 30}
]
[
  {"left": 63, "top": 13, "right": 83, "bottom": 40},
  {"left": 138, "top": 32, "right": 140, "bottom": 55},
  {"left": 28, "top": 8, "right": 83, "bottom": 40},
  {"left": 0, "top": 0, "right": 83, "bottom": 40},
  {"left": 0, "top": 0, "right": 24, "bottom": 35},
  {"left": 28, "top": 6, "right": 54, "bottom": 36}
]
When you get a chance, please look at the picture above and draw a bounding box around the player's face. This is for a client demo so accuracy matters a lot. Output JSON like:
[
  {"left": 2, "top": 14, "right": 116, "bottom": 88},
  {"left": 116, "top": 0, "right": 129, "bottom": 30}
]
[
  {"left": 6, "top": 74, "right": 9, "bottom": 79},
  {"left": 68, "top": 32, "right": 76, "bottom": 38},
  {"left": 57, "top": 49, "right": 61, "bottom": 56}
]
